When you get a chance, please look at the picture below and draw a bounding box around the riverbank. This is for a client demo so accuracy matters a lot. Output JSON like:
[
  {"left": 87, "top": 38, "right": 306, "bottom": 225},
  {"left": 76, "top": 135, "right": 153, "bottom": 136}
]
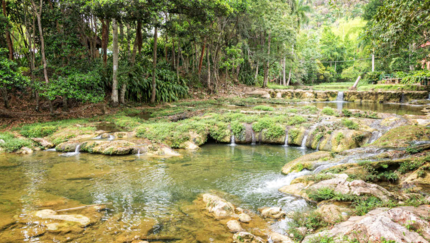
[{"left": 1, "top": 95, "right": 430, "bottom": 242}]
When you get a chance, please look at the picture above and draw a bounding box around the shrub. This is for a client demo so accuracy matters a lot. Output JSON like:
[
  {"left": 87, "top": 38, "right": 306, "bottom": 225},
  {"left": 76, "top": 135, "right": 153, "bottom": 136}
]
[
  {"left": 288, "top": 129, "right": 300, "bottom": 140},
  {"left": 322, "top": 107, "right": 335, "bottom": 116},
  {"left": 253, "top": 105, "right": 275, "bottom": 111},
  {"left": 342, "top": 119, "right": 359, "bottom": 130},
  {"left": 264, "top": 125, "right": 285, "bottom": 139},
  {"left": 252, "top": 117, "right": 274, "bottom": 132},
  {"left": 20, "top": 125, "right": 58, "bottom": 138},
  {"left": 209, "top": 122, "right": 230, "bottom": 141}
]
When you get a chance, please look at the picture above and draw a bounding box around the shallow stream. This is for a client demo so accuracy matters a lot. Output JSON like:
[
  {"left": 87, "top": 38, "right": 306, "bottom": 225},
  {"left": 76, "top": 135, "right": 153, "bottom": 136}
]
[{"left": 0, "top": 144, "right": 312, "bottom": 242}]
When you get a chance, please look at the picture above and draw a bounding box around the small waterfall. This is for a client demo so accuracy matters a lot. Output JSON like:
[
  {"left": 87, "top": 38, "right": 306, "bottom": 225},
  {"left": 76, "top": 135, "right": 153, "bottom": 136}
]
[
  {"left": 251, "top": 132, "right": 256, "bottom": 146},
  {"left": 368, "top": 131, "right": 382, "bottom": 144},
  {"left": 230, "top": 135, "right": 236, "bottom": 146},
  {"left": 93, "top": 135, "right": 102, "bottom": 139},
  {"left": 137, "top": 149, "right": 141, "bottom": 156},
  {"left": 283, "top": 131, "right": 289, "bottom": 147},
  {"left": 301, "top": 135, "right": 308, "bottom": 149},
  {"left": 428, "top": 93, "right": 430, "bottom": 100},
  {"left": 45, "top": 148, "right": 56, "bottom": 152},
  {"left": 60, "top": 144, "right": 81, "bottom": 157},
  {"left": 316, "top": 140, "right": 322, "bottom": 151},
  {"left": 336, "top": 91, "right": 344, "bottom": 102},
  {"left": 108, "top": 135, "right": 115, "bottom": 141}
]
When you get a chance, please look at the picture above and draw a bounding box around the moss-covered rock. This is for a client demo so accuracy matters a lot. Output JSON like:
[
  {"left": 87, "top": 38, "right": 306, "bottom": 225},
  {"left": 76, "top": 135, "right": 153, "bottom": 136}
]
[
  {"left": 281, "top": 151, "right": 331, "bottom": 175},
  {"left": 330, "top": 130, "right": 371, "bottom": 153},
  {"left": 372, "top": 125, "right": 430, "bottom": 148},
  {"left": 287, "top": 127, "right": 307, "bottom": 146}
]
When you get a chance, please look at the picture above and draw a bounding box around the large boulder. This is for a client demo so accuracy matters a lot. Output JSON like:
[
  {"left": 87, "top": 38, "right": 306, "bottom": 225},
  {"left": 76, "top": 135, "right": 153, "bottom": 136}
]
[
  {"left": 32, "top": 138, "right": 54, "bottom": 148},
  {"left": 202, "top": 194, "right": 236, "bottom": 219},
  {"left": 315, "top": 204, "right": 351, "bottom": 224},
  {"left": 303, "top": 206, "right": 430, "bottom": 243},
  {"left": 287, "top": 127, "right": 307, "bottom": 146}
]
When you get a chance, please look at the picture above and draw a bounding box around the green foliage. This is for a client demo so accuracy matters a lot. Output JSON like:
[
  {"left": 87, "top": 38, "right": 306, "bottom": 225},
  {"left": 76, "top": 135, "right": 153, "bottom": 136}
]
[
  {"left": 288, "top": 210, "right": 327, "bottom": 241},
  {"left": 0, "top": 132, "right": 33, "bottom": 152},
  {"left": 322, "top": 107, "right": 335, "bottom": 116},
  {"left": 253, "top": 105, "right": 275, "bottom": 111},
  {"left": 263, "top": 125, "right": 285, "bottom": 139},
  {"left": 287, "top": 115, "right": 307, "bottom": 126},
  {"left": 398, "top": 160, "right": 425, "bottom": 174},
  {"left": 252, "top": 117, "right": 273, "bottom": 132},
  {"left": 288, "top": 129, "right": 300, "bottom": 140},
  {"left": 307, "top": 187, "right": 335, "bottom": 201},
  {"left": 335, "top": 132, "right": 344, "bottom": 143},
  {"left": 342, "top": 109, "right": 352, "bottom": 117},
  {"left": 231, "top": 121, "right": 245, "bottom": 136},
  {"left": 0, "top": 49, "right": 29, "bottom": 90},
  {"left": 20, "top": 125, "right": 58, "bottom": 138},
  {"left": 209, "top": 122, "right": 230, "bottom": 141},
  {"left": 406, "top": 145, "right": 424, "bottom": 154},
  {"left": 342, "top": 119, "right": 358, "bottom": 130}
]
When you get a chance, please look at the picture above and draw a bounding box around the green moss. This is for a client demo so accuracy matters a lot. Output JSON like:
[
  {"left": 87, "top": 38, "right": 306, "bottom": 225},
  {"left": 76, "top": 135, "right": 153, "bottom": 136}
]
[
  {"left": 252, "top": 117, "right": 273, "bottom": 132},
  {"left": 209, "top": 122, "right": 230, "bottom": 141},
  {"left": 17, "top": 119, "right": 88, "bottom": 138},
  {"left": 335, "top": 132, "right": 344, "bottom": 144},
  {"left": 372, "top": 125, "right": 430, "bottom": 147},
  {"left": 289, "top": 129, "right": 300, "bottom": 140}
]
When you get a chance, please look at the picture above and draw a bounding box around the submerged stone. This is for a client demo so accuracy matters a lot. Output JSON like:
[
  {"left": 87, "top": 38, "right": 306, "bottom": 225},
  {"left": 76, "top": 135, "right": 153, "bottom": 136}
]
[
  {"left": 202, "top": 194, "right": 236, "bottom": 219},
  {"left": 258, "top": 207, "right": 286, "bottom": 219},
  {"left": 35, "top": 209, "right": 91, "bottom": 227}
]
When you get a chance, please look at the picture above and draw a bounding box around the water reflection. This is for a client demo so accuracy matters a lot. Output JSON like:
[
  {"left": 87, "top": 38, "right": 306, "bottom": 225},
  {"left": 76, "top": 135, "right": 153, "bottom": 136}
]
[{"left": 0, "top": 144, "right": 313, "bottom": 241}]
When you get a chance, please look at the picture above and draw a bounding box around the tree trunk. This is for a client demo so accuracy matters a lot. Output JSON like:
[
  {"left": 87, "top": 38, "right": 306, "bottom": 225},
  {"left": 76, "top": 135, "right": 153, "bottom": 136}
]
[
  {"left": 151, "top": 26, "right": 158, "bottom": 104},
  {"left": 63, "top": 96, "right": 68, "bottom": 112},
  {"left": 287, "top": 69, "right": 292, "bottom": 86},
  {"left": 282, "top": 57, "right": 286, "bottom": 85},
  {"left": 254, "top": 61, "right": 259, "bottom": 84},
  {"left": 120, "top": 83, "right": 126, "bottom": 104},
  {"left": 263, "top": 33, "right": 271, "bottom": 88},
  {"left": 111, "top": 19, "right": 119, "bottom": 107},
  {"left": 198, "top": 38, "right": 206, "bottom": 76},
  {"left": 207, "top": 43, "right": 211, "bottom": 93},
  {"left": 136, "top": 20, "right": 142, "bottom": 54},
  {"left": 165, "top": 34, "right": 168, "bottom": 62},
  {"left": 101, "top": 19, "right": 109, "bottom": 66},
  {"left": 2, "top": 88, "right": 8, "bottom": 109},
  {"left": 2, "top": 0, "right": 14, "bottom": 60},
  {"left": 172, "top": 38, "right": 176, "bottom": 68}
]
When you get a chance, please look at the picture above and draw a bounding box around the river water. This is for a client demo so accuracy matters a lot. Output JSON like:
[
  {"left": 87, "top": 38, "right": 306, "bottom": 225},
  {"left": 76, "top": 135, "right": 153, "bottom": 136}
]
[{"left": 0, "top": 144, "right": 312, "bottom": 242}]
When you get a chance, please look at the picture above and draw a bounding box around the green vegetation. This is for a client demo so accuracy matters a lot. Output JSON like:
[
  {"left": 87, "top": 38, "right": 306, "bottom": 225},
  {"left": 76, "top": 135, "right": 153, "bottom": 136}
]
[
  {"left": 335, "top": 132, "right": 344, "bottom": 144},
  {"left": 253, "top": 105, "right": 275, "bottom": 111},
  {"left": 342, "top": 119, "right": 359, "bottom": 130},
  {"left": 322, "top": 107, "right": 335, "bottom": 116},
  {"left": 288, "top": 211, "right": 327, "bottom": 241},
  {"left": 0, "top": 132, "right": 33, "bottom": 152}
]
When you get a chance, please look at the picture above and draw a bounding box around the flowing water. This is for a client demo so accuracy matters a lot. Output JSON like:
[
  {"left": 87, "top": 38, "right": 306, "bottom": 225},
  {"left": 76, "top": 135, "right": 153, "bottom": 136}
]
[{"left": 0, "top": 144, "right": 312, "bottom": 242}]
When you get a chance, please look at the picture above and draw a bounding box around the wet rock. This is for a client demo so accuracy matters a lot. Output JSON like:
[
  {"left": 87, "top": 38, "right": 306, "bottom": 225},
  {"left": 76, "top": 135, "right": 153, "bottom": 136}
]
[
  {"left": 18, "top": 147, "right": 33, "bottom": 154},
  {"left": 281, "top": 151, "right": 331, "bottom": 174},
  {"left": 316, "top": 204, "right": 350, "bottom": 224},
  {"left": 32, "top": 138, "right": 54, "bottom": 148},
  {"left": 279, "top": 183, "right": 307, "bottom": 198},
  {"left": 56, "top": 142, "right": 81, "bottom": 152},
  {"left": 287, "top": 127, "right": 307, "bottom": 146},
  {"left": 239, "top": 213, "right": 252, "bottom": 223},
  {"left": 303, "top": 206, "right": 430, "bottom": 243},
  {"left": 0, "top": 139, "right": 4, "bottom": 144},
  {"left": 227, "top": 220, "right": 244, "bottom": 232},
  {"left": 402, "top": 166, "right": 430, "bottom": 186},
  {"left": 202, "top": 194, "right": 235, "bottom": 219},
  {"left": 268, "top": 231, "right": 295, "bottom": 243},
  {"left": 35, "top": 209, "right": 91, "bottom": 227},
  {"left": 233, "top": 232, "right": 264, "bottom": 243},
  {"left": 259, "top": 207, "right": 286, "bottom": 219},
  {"left": 183, "top": 141, "right": 199, "bottom": 150},
  {"left": 245, "top": 90, "right": 271, "bottom": 99}
]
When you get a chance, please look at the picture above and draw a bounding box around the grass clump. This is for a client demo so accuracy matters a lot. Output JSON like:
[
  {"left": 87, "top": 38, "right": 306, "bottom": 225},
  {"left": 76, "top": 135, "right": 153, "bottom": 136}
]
[
  {"left": 252, "top": 117, "right": 273, "bottom": 132},
  {"left": 335, "top": 132, "right": 344, "bottom": 143},
  {"left": 342, "top": 119, "right": 359, "bottom": 130},
  {"left": 209, "top": 122, "right": 230, "bottom": 141},
  {"left": 342, "top": 109, "right": 352, "bottom": 117},
  {"left": 287, "top": 211, "right": 328, "bottom": 241},
  {"left": 307, "top": 187, "right": 335, "bottom": 201},
  {"left": 322, "top": 107, "right": 335, "bottom": 116},
  {"left": 303, "top": 105, "right": 318, "bottom": 114},
  {"left": 253, "top": 105, "right": 275, "bottom": 111},
  {"left": 0, "top": 132, "right": 33, "bottom": 152}
]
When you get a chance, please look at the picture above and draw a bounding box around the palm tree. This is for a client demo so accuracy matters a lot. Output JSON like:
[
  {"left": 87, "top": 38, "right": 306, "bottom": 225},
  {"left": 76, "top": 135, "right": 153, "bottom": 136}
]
[{"left": 291, "top": 0, "right": 312, "bottom": 31}]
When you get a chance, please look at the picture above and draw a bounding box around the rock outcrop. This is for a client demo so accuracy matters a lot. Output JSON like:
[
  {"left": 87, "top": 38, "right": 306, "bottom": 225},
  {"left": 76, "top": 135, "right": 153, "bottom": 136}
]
[
  {"left": 202, "top": 194, "right": 236, "bottom": 219},
  {"left": 303, "top": 206, "right": 430, "bottom": 243}
]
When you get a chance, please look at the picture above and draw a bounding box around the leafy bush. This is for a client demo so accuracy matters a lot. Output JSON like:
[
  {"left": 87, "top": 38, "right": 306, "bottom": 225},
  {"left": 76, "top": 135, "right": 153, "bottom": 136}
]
[
  {"left": 209, "top": 122, "right": 230, "bottom": 141},
  {"left": 342, "top": 119, "right": 358, "bottom": 130},
  {"left": 342, "top": 109, "right": 352, "bottom": 117},
  {"left": 287, "top": 115, "right": 307, "bottom": 125},
  {"left": 253, "top": 105, "right": 275, "bottom": 111},
  {"left": 303, "top": 105, "right": 318, "bottom": 114},
  {"left": 263, "top": 125, "right": 285, "bottom": 139},
  {"left": 335, "top": 132, "right": 344, "bottom": 143},
  {"left": 252, "top": 117, "right": 273, "bottom": 132},
  {"left": 322, "top": 107, "right": 335, "bottom": 116}
]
